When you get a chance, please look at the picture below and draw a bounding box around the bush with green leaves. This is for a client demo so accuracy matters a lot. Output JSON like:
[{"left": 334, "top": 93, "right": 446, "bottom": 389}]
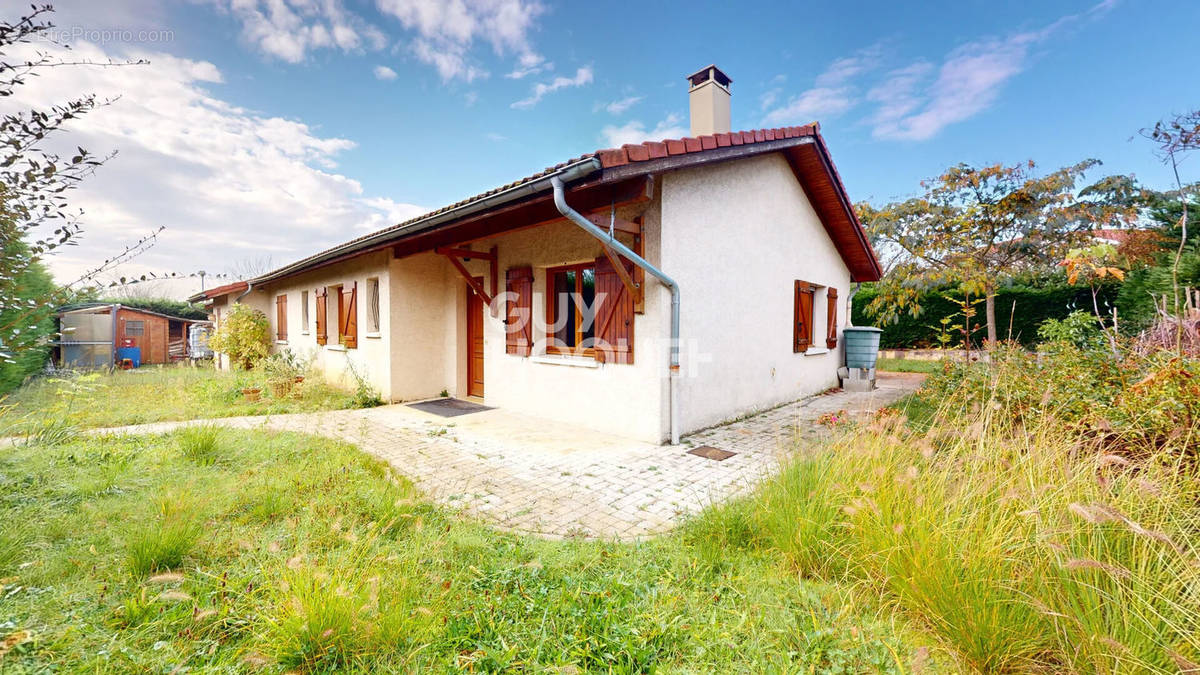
[
  {"left": 207, "top": 303, "right": 271, "bottom": 370},
  {"left": 1037, "top": 310, "right": 1106, "bottom": 351}
]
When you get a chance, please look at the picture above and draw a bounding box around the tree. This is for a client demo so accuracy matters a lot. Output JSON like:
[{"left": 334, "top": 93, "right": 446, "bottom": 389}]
[
  {"left": 858, "top": 160, "right": 1142, "bottom": 346},
  {"left": 207, "top": 304, "right": 271, "bottom": 370},
  {"left": 1142, "top": 110, "right": 1199, "bottom": 355},
  {"left": 0, "top": 5, "right": 152, "bottom": 366}
]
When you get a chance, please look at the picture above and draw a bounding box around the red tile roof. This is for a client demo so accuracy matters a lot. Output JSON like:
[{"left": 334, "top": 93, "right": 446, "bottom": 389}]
[
  {"left": 207, "top": 122, "right": 880, "bottom": 293},
  {"left": 192, "top": 280, "right": 247, "bottom": 302}
]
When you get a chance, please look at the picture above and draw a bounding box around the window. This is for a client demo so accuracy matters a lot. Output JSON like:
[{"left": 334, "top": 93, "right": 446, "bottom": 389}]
[
  {"left": 545, "top": 263, "right": 595, "bottom": 355},
  {"left": 366, "top": 277, "right": 380, "bottom": 333},
  {"left": 795, "top": 281, "right": 838, "bottom": 353},
  {"left": 301, "top": 290, "right": 310, "bottom": 333},
  {"left": 275, "top": 294, "right": 288, "bottom": 341},
  {"left": 125, "top": 320, "right": 144, "bottom": 336}
]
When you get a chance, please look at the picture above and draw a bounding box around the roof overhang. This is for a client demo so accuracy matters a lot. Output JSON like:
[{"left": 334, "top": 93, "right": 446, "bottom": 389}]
[{"left": 205, "top": 124, "right": 881, "bottom": 295}]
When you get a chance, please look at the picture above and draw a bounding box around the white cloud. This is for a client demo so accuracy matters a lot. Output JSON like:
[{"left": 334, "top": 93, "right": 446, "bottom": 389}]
[
  {"left": 373, "top": 65, "right": 398, "bottom": 80},
  {"left": 377, "top": 0, "right": 546, "bottom": 82},
  {"left": 204, "top": 0, "right": 386, "bottom": 63},
  {"left": 505, "top": 53, "right": 552, "bottom": 79},
  {"left": 599, "top": 113, "right": 688, "bottom": 147},
  {"left": 485, "top": 132, "right": 508, "bottom": 142},
  {"left": 867, "top": 0, "right": 1117, "bottom": 140},
  {"left": 511, "top": 66, "right": 593, "bottom": 109},
  {"left": 760, "top": 45, "right": 880, "bottom": 126},
  {"left": 597, "top": 95, "right": 643, "bottom": 115},
  {"left": 762, "top": 87, "right": 855, "bottom": 126},
  {"left": 8, "top": 40, "right": 425, "bottom": 284},
  {"left": 411, "top": 38, "right": 488, "bottom": 82}
]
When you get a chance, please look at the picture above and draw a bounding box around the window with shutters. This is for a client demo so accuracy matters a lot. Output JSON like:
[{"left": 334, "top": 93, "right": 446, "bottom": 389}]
[
  {"left": 275, "top": 294, "right": 288, "bottom": 341},
  {"left": 505, "top": 266, "right": 533, "bottom": 356},
  {"left": 301, "top": 290, "right": 310, "bottom": 334},
  {"left": 366, "top": 277, "right": 381, "bottom": 334},
  {"left": 545, "top": 263, "right": 596, "bottom": 356},
  {"left": 795, "top": 281, "right": 838, "bottom": 354}
]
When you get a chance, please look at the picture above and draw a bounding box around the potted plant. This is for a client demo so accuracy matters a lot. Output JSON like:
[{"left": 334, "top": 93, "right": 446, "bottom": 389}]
[
  {"left": 241, "top": 386, "right": 262, "bottom": 402},
  {"left": 263, "top": 349, "right": 309, "bottom": 399}
]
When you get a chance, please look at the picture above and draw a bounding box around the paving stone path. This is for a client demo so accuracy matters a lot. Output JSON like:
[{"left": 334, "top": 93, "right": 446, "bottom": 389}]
[{"left": 90, "top": 373, "right": 923, "bottom": 540}]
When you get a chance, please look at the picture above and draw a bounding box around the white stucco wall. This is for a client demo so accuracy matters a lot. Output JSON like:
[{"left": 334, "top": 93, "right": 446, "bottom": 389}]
[
  {"left": 659, "top": 152, "right": 851, "bottom": 434},
  {"left": 235, "top": 252, "right": 393, "bottom": 400},
  {"left": 463, "top": 207, "right": 670, "bottom": 444}
]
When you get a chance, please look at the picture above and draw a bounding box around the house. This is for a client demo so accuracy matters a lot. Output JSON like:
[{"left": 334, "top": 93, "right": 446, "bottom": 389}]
[
  {"left": 190, "top": 66, "right": 882, "bottom": 444},
  {"left": 55, "top": 303, "right": 210, "bottom": 368}
]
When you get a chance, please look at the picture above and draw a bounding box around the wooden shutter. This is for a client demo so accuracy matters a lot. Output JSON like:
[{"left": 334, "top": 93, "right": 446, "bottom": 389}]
[
  {"left": 593, "top": 254, "right": 635, "bottom": 364},
  {"left": 340, "top": 282, "right": 358, "bottom": 349},
  {"left": 826, "top": 287, "right": 839, "bottom": 348},
  {"left": 505, "top": 266, "right": 533, "bottom": 356},
  {"left": 794, "top": 280, "right": 814, "bottom": 352},
  {"left": 315, "top": 288, "right": 327, "bottom": 345},
  {"left": 275, "top": 294, "right": 287, "bottom": 341}
]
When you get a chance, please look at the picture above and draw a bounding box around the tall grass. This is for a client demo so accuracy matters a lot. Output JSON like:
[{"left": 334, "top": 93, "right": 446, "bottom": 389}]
[
  {"left": 176, "top": 425, "right": 221, "bottom": 465},
  {"left": 126, "top": 492, "right": 204, "bottom": 576},
  {"left": 741, "top": 394, "right": 1200, "bottom": 673}
]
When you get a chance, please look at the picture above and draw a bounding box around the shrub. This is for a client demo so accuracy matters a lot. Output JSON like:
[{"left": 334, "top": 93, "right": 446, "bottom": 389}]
[
  {"left": 176, "top": 425, "right": 221, "bottom": 465},
  {"left": 853, "top": 280, "right": 1121, "bottom": 348},
  {"left": 1037, "top": 310, "right": 1105, "bottom": 351},
  {"left": 207, "top": 304, "right": 271, "bottom": 370}
]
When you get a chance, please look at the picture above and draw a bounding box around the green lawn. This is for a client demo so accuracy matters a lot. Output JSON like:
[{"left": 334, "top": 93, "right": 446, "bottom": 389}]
[
  {"left": 0, "top": 429, "right": 934, "bottom": 672},
  {"left": 873, "top": 357, "right": 945, "bottom": 374},
  {"left": 1, "top": 365, "right": 360, "bottom": 434}
]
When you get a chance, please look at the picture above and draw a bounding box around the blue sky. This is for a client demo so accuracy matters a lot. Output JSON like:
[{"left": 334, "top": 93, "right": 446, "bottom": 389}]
[{"left": 15, "top": 0, "right": 1200, "bottom": 287}]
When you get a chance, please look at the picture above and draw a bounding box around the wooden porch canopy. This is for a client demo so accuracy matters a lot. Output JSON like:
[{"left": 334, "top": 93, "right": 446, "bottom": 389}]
[{"left": 235, "top": 123, "right": 881, "bottom": 292}]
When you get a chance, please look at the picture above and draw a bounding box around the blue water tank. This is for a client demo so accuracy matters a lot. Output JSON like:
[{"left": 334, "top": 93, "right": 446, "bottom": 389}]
[
  {"left": 843, "top": 327, "right": 883, "bottom": 369},
  {"left": 116, "top": 346, "right": 141, "bottom": 368}
]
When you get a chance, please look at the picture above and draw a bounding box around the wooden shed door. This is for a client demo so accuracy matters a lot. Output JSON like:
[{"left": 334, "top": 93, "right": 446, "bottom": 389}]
[{"left": 466, "top": 279, "right": 485, "bottom": 398}]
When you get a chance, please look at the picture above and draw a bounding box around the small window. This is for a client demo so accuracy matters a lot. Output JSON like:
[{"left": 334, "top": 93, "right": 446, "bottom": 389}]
[
  {"left": 125, "top": 320, "right": 144, "bottom": 336},
  {"left": 546, "top": 263, "right": 596, "bottom": 355},
  {"left": 301, "top": 290, "right": 310, "bottom": 333},
  {"left": 367, "top": 277, "right": 380, "bottom": 333}
]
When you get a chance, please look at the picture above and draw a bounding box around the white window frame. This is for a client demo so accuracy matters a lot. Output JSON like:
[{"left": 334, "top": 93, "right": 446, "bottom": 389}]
[
  {"left": 301, "top": 290, "right": 310, "bottom": 334},
  {"left": 366, "top": 277, "right": 381, "bottom": 336}
]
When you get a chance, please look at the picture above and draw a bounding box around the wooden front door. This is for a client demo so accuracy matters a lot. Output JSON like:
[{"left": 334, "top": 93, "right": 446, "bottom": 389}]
[{"left": 466, "top": 279, "right": 485, "bottom": 398}]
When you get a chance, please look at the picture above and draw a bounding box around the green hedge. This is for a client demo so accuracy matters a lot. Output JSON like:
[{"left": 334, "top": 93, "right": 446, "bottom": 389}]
[{"left": 851, "top": 281, "right": 1122, "bottom": 348}]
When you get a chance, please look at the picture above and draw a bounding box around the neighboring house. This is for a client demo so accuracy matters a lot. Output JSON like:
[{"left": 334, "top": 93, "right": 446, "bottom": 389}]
[
  {"left": 190, "top": 66, "right": 882, "bottom": 444},
  {"left": 55, "top": 303, "right": 210, "bottom": 368}
]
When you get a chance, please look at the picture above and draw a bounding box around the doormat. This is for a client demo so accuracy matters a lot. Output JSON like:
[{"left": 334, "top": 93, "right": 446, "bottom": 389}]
[
  {"left": 687, "top": 445, "right": 736, "bottom": 461},
  {"left": 407, "top": 398, "right": 493, "bottom": 418}
]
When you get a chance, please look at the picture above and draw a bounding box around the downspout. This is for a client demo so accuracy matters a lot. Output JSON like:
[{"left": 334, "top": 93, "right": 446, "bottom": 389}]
[
  {"left": 550, "top": 176, "right": 683, "bottom": 445},
  {"left": 235, "top": 282, "right": 254, "bottom": 303}
]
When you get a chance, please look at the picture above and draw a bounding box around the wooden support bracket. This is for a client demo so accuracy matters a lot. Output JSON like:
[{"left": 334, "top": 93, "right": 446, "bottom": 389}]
[
  {"left": 600, "top": 244, "right": 642, "bottom": 310},
  {"left": 438, "top": 246, "right": 495, "bottom": 312}
]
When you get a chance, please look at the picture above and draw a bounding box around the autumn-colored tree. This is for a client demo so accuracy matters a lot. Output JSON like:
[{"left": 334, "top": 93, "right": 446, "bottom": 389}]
[{"left": 858, "top": 160, "right": 1142, "bottom": 346}]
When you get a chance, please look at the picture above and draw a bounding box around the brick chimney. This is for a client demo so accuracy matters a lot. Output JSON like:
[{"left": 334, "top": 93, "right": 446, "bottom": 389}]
[{"left": 687, "top": 65, "right": 732, "bottom": 136}]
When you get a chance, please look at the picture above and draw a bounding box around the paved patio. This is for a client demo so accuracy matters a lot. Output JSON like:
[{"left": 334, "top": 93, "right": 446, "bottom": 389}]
[{"left": 94, "top": 372, "right": 923, "bottom": 539}]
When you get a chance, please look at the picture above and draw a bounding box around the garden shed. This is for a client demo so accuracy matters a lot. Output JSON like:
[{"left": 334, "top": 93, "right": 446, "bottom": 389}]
[{"left": 55, "top": 303, "right": 211, "bottom": 368}]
